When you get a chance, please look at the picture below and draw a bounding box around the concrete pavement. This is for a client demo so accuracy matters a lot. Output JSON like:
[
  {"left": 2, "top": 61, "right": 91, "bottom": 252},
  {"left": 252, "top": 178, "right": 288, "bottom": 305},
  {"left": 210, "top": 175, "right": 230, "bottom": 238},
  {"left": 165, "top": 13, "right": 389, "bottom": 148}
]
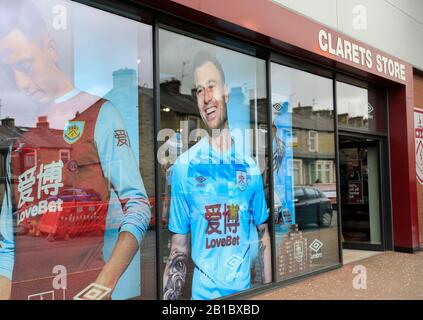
[{"left": 251, "top": 251, "right": 423, "bottom": 300}]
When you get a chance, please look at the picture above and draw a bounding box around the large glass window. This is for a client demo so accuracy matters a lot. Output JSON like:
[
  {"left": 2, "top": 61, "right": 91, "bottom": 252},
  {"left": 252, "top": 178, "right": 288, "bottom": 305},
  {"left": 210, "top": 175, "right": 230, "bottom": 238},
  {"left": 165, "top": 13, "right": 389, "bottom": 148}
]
[
  {"left": 159, "top": 29, "right": 270, "bottom": 300},
  {"left": 271, "top": 63, "right": 340, "bottom": 282},
  {"left": 0, "top": 0, "right": 155, "bottom": 300},
  {"left": 337, "top": 81, "right": 386, "bottom": 133}
]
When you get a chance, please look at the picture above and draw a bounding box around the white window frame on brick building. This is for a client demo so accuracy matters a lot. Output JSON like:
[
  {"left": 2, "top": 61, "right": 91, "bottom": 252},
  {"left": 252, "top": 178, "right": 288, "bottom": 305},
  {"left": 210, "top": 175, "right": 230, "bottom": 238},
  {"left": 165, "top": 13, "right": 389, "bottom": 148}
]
[
  {"left": 315, "top": 160, "right": 334, "bottom": 183},
  {"left": 308, "top": 130, "right": 319, "bottom": 152},
  {"left": 59, "top": 149, "right": 71, "bottom": 164}
]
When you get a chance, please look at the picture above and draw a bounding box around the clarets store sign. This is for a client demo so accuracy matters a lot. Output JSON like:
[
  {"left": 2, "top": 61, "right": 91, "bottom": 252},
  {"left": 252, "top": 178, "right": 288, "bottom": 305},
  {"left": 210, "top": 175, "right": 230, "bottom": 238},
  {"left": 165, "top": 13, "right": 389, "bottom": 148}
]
[{"left": 318, "top": 29, "right": 406, "bottom": 82}]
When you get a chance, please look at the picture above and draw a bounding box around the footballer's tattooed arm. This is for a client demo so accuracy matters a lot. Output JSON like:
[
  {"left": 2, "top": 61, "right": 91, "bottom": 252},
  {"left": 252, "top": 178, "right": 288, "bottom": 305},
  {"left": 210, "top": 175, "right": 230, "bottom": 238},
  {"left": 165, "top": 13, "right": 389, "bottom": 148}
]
[
  {"left": 163, "top": 233, "right": 189, "bottom": 300},
  {"left": 257, "top": 223, "right": 272, "bottom": 284}
]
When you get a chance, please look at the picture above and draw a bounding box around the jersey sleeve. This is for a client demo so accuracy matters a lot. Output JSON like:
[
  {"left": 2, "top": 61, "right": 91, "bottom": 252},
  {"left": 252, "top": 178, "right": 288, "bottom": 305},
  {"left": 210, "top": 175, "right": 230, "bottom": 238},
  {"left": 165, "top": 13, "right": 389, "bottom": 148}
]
[
  {"left": 0, "top": 149, "right": 14, "bottom": 280},
  {"left": 168, "top": 161, "right": 190, "bottom": 235},
  {"left": 251, "top": 168, "right": 269, "bottom": 226},
  {"left": 95, "top": 101, "right": 151, "bottom": 244}
]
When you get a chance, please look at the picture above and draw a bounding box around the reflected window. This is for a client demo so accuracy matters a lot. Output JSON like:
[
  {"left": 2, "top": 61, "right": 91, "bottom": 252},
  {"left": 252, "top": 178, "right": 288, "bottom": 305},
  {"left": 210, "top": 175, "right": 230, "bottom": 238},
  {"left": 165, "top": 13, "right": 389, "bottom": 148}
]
[
  {"left": 23, "top": 150, "right": 37, "bottom": 169},
  {"left": 337, "top": 81, "right": 386, "bottom": 132},
  {"left": 316, "top": 160, "right": 334, "bottom": 184},
  {"left": 293, "top": 159, "right": 303, "bottom": 185},
  {"left": 59, "top": 149, "right": 70, "bottom": 164},
  {"left": 308, "top": 131, "right": 318, "bottom": 152}
]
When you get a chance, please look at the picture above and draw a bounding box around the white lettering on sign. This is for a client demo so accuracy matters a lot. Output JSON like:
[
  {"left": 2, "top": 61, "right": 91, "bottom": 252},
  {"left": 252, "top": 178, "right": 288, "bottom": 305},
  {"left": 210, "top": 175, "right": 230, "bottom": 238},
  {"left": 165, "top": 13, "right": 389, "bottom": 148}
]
[{"left": 318, "top": 29, "right": 406, "bottom": 81}]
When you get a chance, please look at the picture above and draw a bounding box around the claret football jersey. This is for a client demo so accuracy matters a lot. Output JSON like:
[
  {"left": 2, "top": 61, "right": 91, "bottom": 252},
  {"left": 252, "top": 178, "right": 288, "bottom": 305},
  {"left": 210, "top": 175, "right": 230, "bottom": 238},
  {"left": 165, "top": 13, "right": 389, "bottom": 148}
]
[
  {"left": 0, "top": 90, "right": 150, "bottom": 300},
  {"left": 169, "top": 137, "right": 268, "bottom": 300}
]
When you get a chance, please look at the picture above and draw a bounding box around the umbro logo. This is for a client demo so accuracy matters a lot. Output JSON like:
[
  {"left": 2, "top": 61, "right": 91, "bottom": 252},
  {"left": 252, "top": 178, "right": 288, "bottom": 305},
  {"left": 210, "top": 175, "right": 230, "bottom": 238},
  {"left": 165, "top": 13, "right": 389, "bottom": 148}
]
[
  {"left": 309, "top": 239, "right": 323, "bottom": 253},
  {"left": 196, "top": 176, "right": 206, "bottom": 184},
  {"left": 309, "top": 239, "right": 323, "bottom": 260},
  {"left": 273, "top": 102, "right": 282, "bottom": 112},
  {"left": 273, "top": 101, "right": 289, "bottom": 113}
]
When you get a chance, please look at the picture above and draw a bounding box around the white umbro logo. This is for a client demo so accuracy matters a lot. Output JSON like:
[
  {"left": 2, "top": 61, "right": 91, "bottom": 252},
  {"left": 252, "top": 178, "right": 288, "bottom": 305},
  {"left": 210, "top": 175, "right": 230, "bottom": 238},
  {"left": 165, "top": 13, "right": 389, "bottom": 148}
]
[{"left": 309, "top": 239, "right": 323, "bottom": 253}]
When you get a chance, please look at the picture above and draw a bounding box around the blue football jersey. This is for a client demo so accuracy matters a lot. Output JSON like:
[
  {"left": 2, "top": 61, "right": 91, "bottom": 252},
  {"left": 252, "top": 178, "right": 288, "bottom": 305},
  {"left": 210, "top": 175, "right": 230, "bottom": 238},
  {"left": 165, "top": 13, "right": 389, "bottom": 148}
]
[{"left": 168, "top": 137, "right": 268, "bottom": 300}]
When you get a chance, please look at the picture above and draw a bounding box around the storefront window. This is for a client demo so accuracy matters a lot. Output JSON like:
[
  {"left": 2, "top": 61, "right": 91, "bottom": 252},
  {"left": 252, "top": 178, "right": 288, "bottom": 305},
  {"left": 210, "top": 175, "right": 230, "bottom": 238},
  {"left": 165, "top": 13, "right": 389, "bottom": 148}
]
[
  {"left": 0, "top": 0, "right": 155, "bottom": 300},
  {"left": 337, "top": 81, "right": 387, "bottom": 133},
  {"left": 308, "top": 131, "right": 319, "bottom": 152},
  {"left": 271, "top": 63, "right": 340, "bottom": 282},
  {"left": 159, "top": 29, "right": 270, "bottom": 300}
]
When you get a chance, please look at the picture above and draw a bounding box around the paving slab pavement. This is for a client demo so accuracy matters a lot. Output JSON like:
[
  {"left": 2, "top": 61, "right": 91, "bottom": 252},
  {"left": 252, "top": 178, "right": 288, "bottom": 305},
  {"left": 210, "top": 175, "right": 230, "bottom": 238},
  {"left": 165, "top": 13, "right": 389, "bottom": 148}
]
[{"left": 251, "top": 251, "right": 423, "bottom": 300}]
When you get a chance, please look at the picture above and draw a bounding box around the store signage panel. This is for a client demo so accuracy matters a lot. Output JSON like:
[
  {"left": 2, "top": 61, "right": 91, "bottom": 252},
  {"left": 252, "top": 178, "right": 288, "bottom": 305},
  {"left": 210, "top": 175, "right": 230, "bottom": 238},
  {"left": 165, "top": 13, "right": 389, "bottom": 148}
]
[
  {"left": 170, "top": 0, "right": 410, "bottom": 84},
  {"left": 347, "top": 182, "right": 364, "bottom": 204},
  {"left": 318, "top": 29, "right": 406, "bottom": 82},
  {"left": 414, "top": 108, "right": 423, "bottom": 185}
]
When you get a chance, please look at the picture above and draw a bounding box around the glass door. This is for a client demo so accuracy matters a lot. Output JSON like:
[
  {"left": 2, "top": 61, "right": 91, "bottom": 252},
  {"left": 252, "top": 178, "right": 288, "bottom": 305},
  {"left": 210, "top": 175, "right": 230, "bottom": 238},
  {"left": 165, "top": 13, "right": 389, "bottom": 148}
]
[{"left": 339, "top": 135, "right": 384, "bottom": 250}]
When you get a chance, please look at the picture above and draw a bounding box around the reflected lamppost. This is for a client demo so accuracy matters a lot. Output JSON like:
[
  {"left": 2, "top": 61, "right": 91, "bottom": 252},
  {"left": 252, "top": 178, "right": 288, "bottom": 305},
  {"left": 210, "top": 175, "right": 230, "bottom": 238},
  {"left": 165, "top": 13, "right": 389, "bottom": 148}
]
[{"left": 181, "top": 60, "right": 191, "bottom": 83}]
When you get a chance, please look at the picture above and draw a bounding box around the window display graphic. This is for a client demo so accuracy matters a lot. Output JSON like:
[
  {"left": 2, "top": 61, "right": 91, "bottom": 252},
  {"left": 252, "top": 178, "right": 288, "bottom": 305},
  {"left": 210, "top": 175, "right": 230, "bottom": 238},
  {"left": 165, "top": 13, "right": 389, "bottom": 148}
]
[
  {"left": 414, "top": 108, "right": 423, "bottom": 185},
  {"left": 0, "top": 0, "right": 152, "bottom": 300},
  {"left": 160, "top": 34, "right": 271, "bottom": 300},
  {"left": 347, "top": 182, "right": 364, "bottom": 204},
  {"left": 271, "top": 63, "right": 340, "bottom": 283},
  {"left": 346, "top": 159, "right": 363, "bottom": 204},
  {"left": 277, "top": 225, "right": 311, "bottom": 277},
  {"left": 272, "top": 101, "right": 295, "bottom": 232},
  {"left": 73, "top": 283, "right": 112, "bottom": 300}
]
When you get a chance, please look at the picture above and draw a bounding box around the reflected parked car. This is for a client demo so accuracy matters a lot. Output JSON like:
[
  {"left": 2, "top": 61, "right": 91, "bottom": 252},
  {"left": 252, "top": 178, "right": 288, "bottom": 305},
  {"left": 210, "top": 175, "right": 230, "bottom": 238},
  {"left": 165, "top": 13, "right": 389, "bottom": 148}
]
[
  {"left": 294, "top": 186, "right": 333, "bottom": 228},
  {"left": 312, "top": 183, "right": 337, "bottom": 206}
]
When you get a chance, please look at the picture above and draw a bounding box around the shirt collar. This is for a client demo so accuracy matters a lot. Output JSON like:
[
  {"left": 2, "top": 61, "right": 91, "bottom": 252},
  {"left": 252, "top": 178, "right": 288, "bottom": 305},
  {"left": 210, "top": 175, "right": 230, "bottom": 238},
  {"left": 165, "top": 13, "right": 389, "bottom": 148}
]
[{"left": 54, "top": 88, "right": 81, "bottom": 104}]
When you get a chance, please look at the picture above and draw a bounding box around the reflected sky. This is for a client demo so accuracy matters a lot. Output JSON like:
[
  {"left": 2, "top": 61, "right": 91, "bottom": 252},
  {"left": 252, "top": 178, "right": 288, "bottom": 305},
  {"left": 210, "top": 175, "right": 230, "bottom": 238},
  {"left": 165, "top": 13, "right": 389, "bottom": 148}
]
[
  {"left": 271, "top": 63, "right": 333, "bottom": 110},
  {"left": 336, "top": 81, "right": 368, "bottom": 119},
  {"left": 0, "top": 0, "right": 153, "bottom": 129},
  {"left": 159, "top": 29, "right": 267, "bottom": 100}
]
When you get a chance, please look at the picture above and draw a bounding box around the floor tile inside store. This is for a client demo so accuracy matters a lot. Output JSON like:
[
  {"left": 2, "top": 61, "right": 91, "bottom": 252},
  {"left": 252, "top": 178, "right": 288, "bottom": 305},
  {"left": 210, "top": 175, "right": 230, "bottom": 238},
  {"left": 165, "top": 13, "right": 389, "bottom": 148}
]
[{"left": 342, "top": 249, "right": 382, "bottom": 264}]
